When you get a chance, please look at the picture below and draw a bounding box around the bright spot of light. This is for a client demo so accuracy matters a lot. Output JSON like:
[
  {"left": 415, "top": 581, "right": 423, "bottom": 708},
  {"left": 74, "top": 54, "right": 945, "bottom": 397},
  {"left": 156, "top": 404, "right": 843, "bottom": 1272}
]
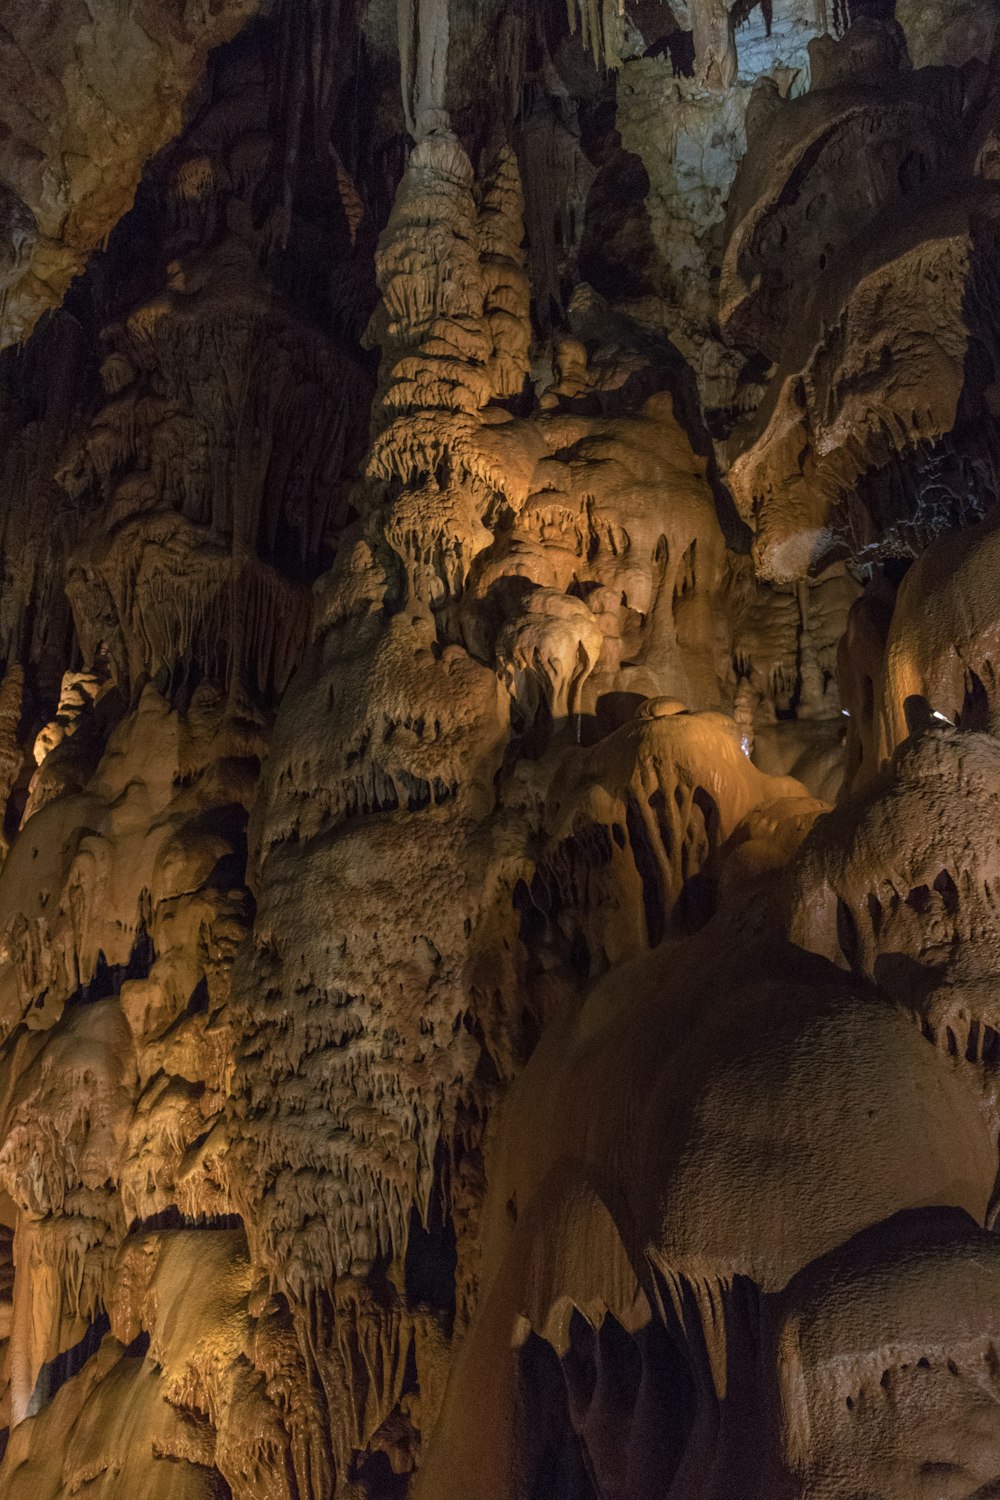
[
  {"left": 842, "top": 710, "right": 851, "bottom": 718},
  {"left": 932, "top": 710, "right": 953, "bottom": 725}
]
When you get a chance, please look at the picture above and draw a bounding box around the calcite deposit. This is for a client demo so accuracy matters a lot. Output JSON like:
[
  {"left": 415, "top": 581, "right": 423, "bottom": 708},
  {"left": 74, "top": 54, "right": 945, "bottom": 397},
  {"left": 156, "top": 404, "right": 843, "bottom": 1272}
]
[{"left": 0, "top": 1, "right": 997, "bottom": 1496}]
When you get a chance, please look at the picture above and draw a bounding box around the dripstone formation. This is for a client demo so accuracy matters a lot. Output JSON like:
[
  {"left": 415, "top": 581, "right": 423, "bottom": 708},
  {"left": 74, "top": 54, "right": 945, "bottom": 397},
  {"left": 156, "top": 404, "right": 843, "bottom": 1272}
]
[{"left": 0, "top": 1, "right": 997, "bottom": 1496}]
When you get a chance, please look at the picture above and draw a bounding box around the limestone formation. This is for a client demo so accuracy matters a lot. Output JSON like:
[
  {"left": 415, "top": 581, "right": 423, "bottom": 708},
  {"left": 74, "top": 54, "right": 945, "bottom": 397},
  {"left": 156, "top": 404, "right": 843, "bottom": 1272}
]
[
  {"left": 0, "top": 2, "right": 996, "bottom": 1497},
  {"left": 0, "top": 0, "right": 268, "bottom": 349}
]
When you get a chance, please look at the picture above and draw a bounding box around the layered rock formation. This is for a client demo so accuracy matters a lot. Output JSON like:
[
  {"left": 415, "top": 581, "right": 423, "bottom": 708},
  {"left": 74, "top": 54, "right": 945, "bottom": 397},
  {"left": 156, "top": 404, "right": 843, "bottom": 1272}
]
[{"left": 0, "top": 1, "right": 997, "bottom": 1496}]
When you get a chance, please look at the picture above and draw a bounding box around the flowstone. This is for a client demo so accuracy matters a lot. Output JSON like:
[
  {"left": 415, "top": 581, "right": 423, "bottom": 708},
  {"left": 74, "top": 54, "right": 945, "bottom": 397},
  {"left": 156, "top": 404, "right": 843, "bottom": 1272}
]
[{"left": 0, "top": 3, "right": 996, "bottom": 1497}]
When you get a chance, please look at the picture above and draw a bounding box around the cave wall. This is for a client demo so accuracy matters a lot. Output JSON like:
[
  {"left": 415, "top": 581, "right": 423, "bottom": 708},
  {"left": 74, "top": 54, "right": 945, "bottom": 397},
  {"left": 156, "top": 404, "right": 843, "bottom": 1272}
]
[{"left": 0, "top": 1, "right": 997, "bottom": 1496}]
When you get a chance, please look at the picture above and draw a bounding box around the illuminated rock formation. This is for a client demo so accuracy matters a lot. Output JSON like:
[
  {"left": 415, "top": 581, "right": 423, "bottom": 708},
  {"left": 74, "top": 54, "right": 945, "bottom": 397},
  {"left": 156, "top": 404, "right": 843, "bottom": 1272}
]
[
  {"left": 0, "top": 2, "right": 996, "bottom": 1497},
  {"left": 723, "top": 14, "right": 1000, "bottom": 579},
  {"left": 0, "top": 0, "right": 268, "bottom": 349}
]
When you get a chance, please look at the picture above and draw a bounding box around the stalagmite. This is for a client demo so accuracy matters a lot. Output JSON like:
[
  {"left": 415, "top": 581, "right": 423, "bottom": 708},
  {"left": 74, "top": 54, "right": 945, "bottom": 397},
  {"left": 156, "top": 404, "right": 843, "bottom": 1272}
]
[{"left": 0, "top": 2, "right": 997, "bottom": 1497}]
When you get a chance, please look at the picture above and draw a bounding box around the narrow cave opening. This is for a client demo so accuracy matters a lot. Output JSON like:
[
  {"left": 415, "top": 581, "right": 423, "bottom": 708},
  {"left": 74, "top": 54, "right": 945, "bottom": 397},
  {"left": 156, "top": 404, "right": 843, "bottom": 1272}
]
[
  {"left": 846, "top": 0, "right": 896, "bottom": 20},
  {"left": 352, "top": 1450, "right": 409, "bottom": 1499},
  {"left": 63, "top": 924, "right": 155, "bottom": 1010},
  {"left": 404, "top": 1201, "right": 457, "bottom": 1327},
  {"left": 520, "top": 1332, "right": 599, "bottom": 1500},
  {"left": 29, "top": 1312, "right": 110, "bottom": 1416},
  {"left": 625, "top": 794, "right": 666, "bottom": 949},
  {"left": 958, "top": 668, "right": 991, "bottom": 732}
]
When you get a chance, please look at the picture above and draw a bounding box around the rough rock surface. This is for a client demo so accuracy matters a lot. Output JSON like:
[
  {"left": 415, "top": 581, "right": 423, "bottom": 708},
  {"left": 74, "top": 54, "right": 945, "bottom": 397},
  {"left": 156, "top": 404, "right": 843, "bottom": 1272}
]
[
  {"left": 0, "top": 0, "right": 273, "bottom": 350},
  {"left": 0, "top": 1, "right": 996, "bottom": 1497}
]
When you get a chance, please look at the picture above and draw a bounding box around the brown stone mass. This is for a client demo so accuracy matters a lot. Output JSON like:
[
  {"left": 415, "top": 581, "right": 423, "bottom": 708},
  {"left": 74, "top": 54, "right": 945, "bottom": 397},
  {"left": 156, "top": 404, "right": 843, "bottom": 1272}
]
[{"left": 0, "top": 1, "right": 997, "bottom": 1495}]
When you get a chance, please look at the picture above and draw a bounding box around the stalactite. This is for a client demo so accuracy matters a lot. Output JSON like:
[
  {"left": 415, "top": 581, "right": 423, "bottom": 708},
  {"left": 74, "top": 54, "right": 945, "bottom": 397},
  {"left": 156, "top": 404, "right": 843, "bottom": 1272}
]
[
  {"left": 519, "top": 97, "right": 593, "bottom": 328},
  {"left": 691, "top": 0, "right": 739, "bottom": 89},
  {"left": 565, "top": 0, "right": 628, "bottom": 70},
  {"left": 0, "top": 5, "right": 999, "bottom": 1500},
  {"left": 0, "top": 664, "right": 23, "bottom": 868},
  {"left": 398, "top": 0, "right": 450, "bottom": 139}
]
